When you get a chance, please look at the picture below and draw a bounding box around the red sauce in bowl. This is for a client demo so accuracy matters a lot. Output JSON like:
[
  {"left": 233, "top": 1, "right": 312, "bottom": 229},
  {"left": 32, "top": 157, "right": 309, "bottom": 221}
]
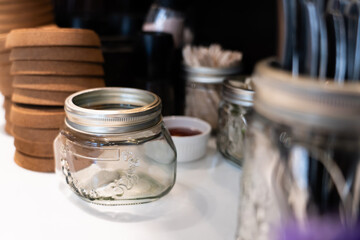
[{"left": 169, "top": 127, "right": 202, "bottom": 137}]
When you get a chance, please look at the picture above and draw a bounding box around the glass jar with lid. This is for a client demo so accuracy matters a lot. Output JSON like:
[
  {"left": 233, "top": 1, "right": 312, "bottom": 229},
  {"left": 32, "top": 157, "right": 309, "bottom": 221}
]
[
  {"left": 53, "top": 87, "right": 177, "bottom": 205},
  {"left": 217, "top": 78, "right": 254, "bottom": 166},
  {"left": 184, "top": 64, "right": 242, "bottom": 132},
  {"left": 236, "top": 59, "right": 360, "bottom": 240}
]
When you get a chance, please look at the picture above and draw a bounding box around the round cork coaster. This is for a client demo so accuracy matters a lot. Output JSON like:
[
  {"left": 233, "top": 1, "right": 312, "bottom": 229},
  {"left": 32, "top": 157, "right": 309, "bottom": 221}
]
[
  {"left": 3, "top": 96, "right": 11, "bottom": 113},
  {"left": 6, "top": 28, "right": 101, "bottom": 48},
  {"left": 14, "top": 137, "right": 54, "bottom": 157},
  {"left": 0, "top": 1, "right": 52, "bottom": 13},
  {"left": 0, "top": 6, "right": 53, "bottom": 23},
  {"left": 0, "top": 33, "right": 7, "bottom": 52},
  {"left": 0, "top": 75, "right": 12, "bottom": 97},
  {"left": 0, "top": 24, "right": 58, "bottom": 51},
  {"left": 0, "top": 13, "right": 54, "bottom": 34},
  {"left": 11, "top": 60, "right": 104, "bottom": 76},
  {"left": 12, "top": 88, "right": 73, "bottom": 106},
  {"left": 0, "top": 62, "right": 10, "bottom": 73},
  {"left": 14, "top": 150, "right": 54, "bottom": 173},
  {"left": 10, "top": 103, "right": 65, "bottom": 129},
  {"left": 13, "top": 75, "right": 105, "bottom": 92},
  {"left": 0, "top": 64, "right": 12, "bottom": 97},
  {"left": 5, "top": 120, "right": 12, "bottom": 135},
  {"left": 0, "top": 0, "right": 50, "bottom": 4},
  {"left": 10, "top": 46, "right": 104, "bottom": 63},
  {"left": 12, "top": 126, "right": 59, "bottom": 143},
  {"left": 3, "top": 97, "right": 12, "bottom": 135},
  {"left": 0, "top": 51, "right": 9, "bottom": 63}
]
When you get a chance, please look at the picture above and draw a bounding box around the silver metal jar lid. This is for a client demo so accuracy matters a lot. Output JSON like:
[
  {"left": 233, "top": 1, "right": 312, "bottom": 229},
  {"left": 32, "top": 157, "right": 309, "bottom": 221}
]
[
  {"left": 184, "top": 64, "right": 242, "bottom": 84},
  {"left": 64, "top": 87, "right": 162, "bottom": 134},
  {"left": 222, "top": 79, "right": 254, "bottom": 107},
  {"left": 253, "top": 58, "right": 360, "bottom": 131}
]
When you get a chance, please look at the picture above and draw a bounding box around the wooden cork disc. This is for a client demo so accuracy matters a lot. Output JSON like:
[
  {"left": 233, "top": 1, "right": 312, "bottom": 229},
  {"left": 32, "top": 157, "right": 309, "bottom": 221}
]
[
  {"left": 6, "top": 28, "right": 101, "bottom": 48},
  {"left": 10, "top": 103, "right": 64, "bottom": 129},
  {"left": 0, "top": 63, "right": 10, "bottom": 73},
  {"left": 0, "top": 6, "right": 53, "bottom": 23},
  {"left": 3, "top": 96, "right": 11, "bottom": 120},
  {"left": 13, "top": 75, "right": 105, "bottom": 92},
  {"left": 5, "top": 120, "right": 12, "bottom": 135},
  {"left": 0, "top": 1, "right": 52, "bottom": 13},
  {"left": 12, "top": 126, "right": 58, "bottom": 143},
  {"left": 3, "top": 97, "right": 12, "bottom": 135},
  {"left": 14, "top": 137, "right": 54, "bottom": 157},
  {"left": 0, "top": 33, "right": 7, "bottom": 52},
  {"left": 3, "top": 96, "right": 11, "bottom": 113},
  {"left": 0, "top": 13, "right": 54, "bottom": 34},
  {"left": 0, "top": 64, "right": 12, "bottom": 97},
  {"left": 0, "top": 51, "right": 9, "bottom": 63},
  {"left": 10, "top": 46, "right": 104, "bottom": 63},
  {"left": 12, "top": 88, "right": 72, "bottom": 106},
  {"left": 0, "top": 75, "right": 12, "bottom": 97},
  {"left": 0, "top": 25, "right": 57, "bottom": 51},
  {"left": 11, "top": 61, "right": 104, "bottom": 76},
  {"left": 14, "top": 150, "right": 54, "bottom": 173}
]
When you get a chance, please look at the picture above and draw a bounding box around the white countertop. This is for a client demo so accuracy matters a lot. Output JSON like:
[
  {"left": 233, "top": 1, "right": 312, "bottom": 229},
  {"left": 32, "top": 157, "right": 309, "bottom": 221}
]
[{"left": 0, "top": 96, "right": 241, "bottom": 240}]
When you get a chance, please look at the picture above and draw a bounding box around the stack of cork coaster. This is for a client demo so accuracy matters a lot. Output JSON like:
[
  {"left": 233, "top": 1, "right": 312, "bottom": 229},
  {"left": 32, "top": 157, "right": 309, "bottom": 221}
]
[
  {"left": 6, "top": 27, "right": 105, "bottom": 172},
  {"left": 10, "top": 104, "right": 64, "bottom": 172},
  {"left": 0, "top": 0, "right": 55, "bottom": 135}
]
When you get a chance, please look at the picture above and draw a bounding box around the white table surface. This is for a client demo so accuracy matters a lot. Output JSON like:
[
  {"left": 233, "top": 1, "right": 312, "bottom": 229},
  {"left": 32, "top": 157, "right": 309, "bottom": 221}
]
[{"left": 0, "top": 96, "right": 241, "bottom": 240}]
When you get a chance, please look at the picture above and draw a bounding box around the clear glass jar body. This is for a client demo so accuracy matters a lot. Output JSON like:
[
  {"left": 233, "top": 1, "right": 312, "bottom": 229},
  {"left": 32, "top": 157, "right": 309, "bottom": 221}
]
[
  {"left": 185, "top": 81, "right": 222, "bottom": 132},
  {"left": 54, "top": 121, "right": 176, "bottom": 205},
  {"left": 236, "top": 112, "right": 360, "bottom": 240},
  {"left": 217, "top": 100, "right": 252, "bottom": 166}
]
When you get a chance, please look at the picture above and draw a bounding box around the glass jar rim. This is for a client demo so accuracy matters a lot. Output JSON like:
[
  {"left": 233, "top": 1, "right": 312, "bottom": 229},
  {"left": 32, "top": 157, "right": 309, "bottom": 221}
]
[
  {"left": 253, "top": 58, "right": 360, "bottom": 131},
  {"left": 64, "top": 87, "right": 162, "bottom": 134},
  {"left": 184, "top": 63, "right": 242, "bottom": 84},
  {"left": 222, "top": 79, "right": 254, "bottom": 106}
]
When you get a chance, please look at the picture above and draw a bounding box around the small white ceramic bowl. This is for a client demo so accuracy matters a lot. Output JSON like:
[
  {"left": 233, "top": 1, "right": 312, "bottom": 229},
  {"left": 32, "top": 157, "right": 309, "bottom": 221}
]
[{"left": 163, "top": 116, "right": 211, "bottom": 162}]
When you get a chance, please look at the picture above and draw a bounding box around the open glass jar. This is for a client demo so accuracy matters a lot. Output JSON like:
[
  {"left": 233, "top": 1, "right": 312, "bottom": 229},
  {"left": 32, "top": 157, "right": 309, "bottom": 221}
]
[
  {"left": 53, "top": 87, "right": 176, "bottom": 205},
  {"left": 236, "top": 60, "right": 360, "bottom": 240}
]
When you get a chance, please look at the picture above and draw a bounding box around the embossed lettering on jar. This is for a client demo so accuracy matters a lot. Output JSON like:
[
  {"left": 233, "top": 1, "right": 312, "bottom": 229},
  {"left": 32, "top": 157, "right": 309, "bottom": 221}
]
[{"left": 53, "top": 87, "right": 177, "bottom": 205}]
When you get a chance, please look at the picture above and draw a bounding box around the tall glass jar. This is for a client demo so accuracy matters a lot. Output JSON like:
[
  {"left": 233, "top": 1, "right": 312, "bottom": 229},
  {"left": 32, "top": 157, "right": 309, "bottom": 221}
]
[
  {"left": 53, "top": 87, "right": 176, "bottom": 205},
  {"left": 236, "top": 59, "right": 360, "bottom": 240},
  {"left": 184, "top": 64, "right": 242, "bottom": 132},
  {"left": 217, "top": 79, "right": 254, "bottom": 166}
]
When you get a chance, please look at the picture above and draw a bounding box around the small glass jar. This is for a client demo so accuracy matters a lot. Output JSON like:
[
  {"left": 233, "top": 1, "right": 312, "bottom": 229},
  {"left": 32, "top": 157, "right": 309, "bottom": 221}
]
[
  {"left": 184, "top": 65, "right": 242, "bottom": 132},
  {"left": 53, "top": 87, "right": 177, "bottom": 205},
  {"left": 236, "top": 59, "right": 360, "bottom": 240},
  {"left": 217, "top": 79, "right": 254, "bottom": 166}
]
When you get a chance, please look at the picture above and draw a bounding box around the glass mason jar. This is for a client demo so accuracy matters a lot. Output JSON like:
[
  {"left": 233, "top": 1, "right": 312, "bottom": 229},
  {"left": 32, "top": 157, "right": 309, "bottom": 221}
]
[
  {"left": 217, "top": 79, "right": 254, "bottom": 166},
  {"left": 53, "top": 87, "right": 177, "bottom": 205},
  {"left": 236, "top": 59, "right": 360, "bottom": 240},
  {"left": 184, "top": 64, "right": 242, "bottom": 132}
]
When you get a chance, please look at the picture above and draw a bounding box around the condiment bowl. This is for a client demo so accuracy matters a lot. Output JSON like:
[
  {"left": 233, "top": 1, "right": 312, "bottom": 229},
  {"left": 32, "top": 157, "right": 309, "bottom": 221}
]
[{"left": 163, "top": 116, "right": 211, "bottom": 162}]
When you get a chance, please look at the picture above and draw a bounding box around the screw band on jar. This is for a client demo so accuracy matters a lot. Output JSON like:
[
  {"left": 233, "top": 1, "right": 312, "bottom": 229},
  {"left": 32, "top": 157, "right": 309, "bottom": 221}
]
[
  {"left": 253, "top": 58, "right": 360, "bottom": 131},
  {"left": 64, "top": 87, "right": 162, "bottom": 134}
]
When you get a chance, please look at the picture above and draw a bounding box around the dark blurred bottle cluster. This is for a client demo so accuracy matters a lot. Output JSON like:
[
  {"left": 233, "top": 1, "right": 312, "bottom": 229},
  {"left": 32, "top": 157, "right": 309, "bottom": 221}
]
[{"left": 52, "top": 0, "right": 277, "bottom": 115}]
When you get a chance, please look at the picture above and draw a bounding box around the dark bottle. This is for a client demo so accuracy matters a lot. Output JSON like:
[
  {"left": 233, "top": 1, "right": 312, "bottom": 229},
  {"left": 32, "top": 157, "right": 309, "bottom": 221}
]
[{"left": 133, "top": 31, "right": 176, "bottom": 116}]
